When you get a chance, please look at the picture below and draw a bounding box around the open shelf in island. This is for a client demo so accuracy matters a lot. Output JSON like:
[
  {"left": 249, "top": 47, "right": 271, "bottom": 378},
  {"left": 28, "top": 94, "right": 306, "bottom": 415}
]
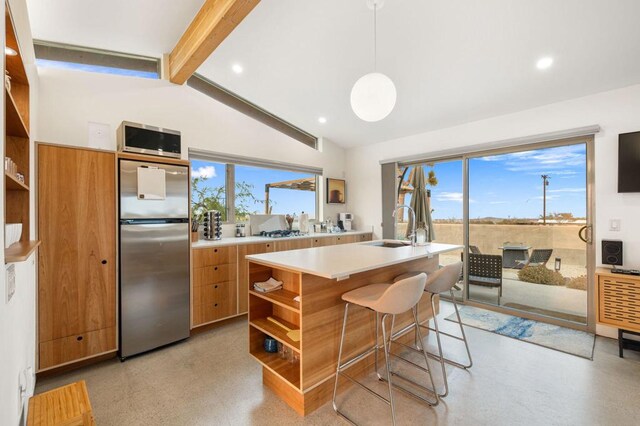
[
  {"left": 249, "top": 288, "right": 300, "bottom": 312},
  {"left": 249, "top": 314, "right": 300, "bottom": 352},
  {"left": 249, "top": 325, "right": 301, "bottom": 390}
]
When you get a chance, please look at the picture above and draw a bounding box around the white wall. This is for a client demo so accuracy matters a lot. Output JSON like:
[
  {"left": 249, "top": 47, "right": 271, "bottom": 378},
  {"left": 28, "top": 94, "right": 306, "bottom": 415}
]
[
  {"left": 1, "top": 0, "right": 39, "bottom": 424},
  {"left": 345, "top": 83, "right": 640, "bottom": 337},
  {"left": 36, "top": 67, "right": 347, "bottom": 223}
]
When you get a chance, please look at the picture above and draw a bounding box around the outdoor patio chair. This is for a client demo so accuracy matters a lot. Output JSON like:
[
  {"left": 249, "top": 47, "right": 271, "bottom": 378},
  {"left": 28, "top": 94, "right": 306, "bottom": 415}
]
[
  {"left": 469, "top": 245, "right": 482, "bottom": 254},
  {"left": 468, "top": 254, "right": 503, "bottom": 305},
  {"left": 514, "top": 249, "right": 553, "bottom": 269}
]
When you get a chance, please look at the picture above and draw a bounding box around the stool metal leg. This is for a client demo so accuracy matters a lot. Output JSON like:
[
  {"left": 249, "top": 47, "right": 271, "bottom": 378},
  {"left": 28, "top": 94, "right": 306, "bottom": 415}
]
[
  {"left": 381, "top": 314, "right": 397, "bottom": 426},
  {"left": 333, "top": 303, "right": 350, "bottom": 416},
  {"left": 450, "top": 289, "right": 473, "bottom": 369},
  {"left": 430, "top": 294, "right": 449, "bottom": 398},
  {"left": 412, "top": 307, "right": 439, "bottom": 406},
  {"left": 415, "top": 292, "right": 473, "bottom": 370}
]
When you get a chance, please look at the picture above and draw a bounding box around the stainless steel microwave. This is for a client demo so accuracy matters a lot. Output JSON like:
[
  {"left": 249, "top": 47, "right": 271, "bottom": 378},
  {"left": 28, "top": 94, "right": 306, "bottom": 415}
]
[{"left": 117, "top": 121, "right": 182, "bottom": 159}]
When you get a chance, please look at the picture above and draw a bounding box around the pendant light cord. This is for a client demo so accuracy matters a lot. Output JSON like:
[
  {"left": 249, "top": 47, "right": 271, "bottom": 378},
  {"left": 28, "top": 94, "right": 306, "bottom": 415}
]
[{"left": 373, "top": 3, "right": 377, "bottom": 71}]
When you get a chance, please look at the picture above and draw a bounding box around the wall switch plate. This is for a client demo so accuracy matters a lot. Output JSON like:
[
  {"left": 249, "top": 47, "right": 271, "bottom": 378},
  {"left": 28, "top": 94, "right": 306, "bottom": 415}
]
[
  {"left": 610, "top": 219, "right": 621, "bottom": 232},
  {"left": 6, "top": 263, "right": 15, "bottom": 303}
]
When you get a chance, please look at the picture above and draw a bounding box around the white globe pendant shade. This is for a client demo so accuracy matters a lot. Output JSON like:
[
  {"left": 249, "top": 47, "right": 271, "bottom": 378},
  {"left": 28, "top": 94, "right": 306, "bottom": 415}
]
[{"left": 350, "top": 72, "right": 397, "bottom": 122}]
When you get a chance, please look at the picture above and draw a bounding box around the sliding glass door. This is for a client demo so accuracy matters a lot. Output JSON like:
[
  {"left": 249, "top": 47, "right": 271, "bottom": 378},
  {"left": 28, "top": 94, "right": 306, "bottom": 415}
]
[
  {"left": 389, "top": 136, "right": 594, "bottom": 330},
  {"left": 466, "top": 141, "right": 592, "bottom": 327}
]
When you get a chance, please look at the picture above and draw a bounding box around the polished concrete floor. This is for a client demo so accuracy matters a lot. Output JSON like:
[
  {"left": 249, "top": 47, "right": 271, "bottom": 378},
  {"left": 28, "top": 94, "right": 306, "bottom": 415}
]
[{"left": 36, "top": 303, "right": 640, "bottom": 425}]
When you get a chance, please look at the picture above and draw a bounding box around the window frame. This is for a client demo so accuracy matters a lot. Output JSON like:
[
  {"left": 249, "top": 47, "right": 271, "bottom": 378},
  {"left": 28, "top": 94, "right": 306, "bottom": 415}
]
[{"left": 189, "top": 150, "right": 322, "bottom": 225}]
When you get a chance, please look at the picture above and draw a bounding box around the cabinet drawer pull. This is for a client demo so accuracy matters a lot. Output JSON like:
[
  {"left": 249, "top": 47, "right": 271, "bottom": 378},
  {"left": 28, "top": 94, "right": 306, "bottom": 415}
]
[
  {"left": 214, "top": 303, "right": 218, "bottom": 307},
  {"left": 214, "top": 285, "right": 218, "bottom": 289},
  {"left": 214, "top": 266, "right": 218, "bottom": 271},
  {"left": 77, "top": 336, "right": 83, "bottom": 342},
  {"left": 214, "top": 249, "right": 218, "bottom": 253},
  {"left": 101, "top": 260, "right": 107, "bottom": 264}
]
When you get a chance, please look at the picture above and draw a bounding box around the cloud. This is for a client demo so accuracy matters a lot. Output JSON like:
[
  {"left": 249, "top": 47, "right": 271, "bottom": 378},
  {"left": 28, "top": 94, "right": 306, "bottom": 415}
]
[
  {"left": 435, "top": 192, "right": 469, "bottom": 203},
  {"left": 192, "top": 165, "right": 217, "bottom": 179},
  {"left": 547, "top": 188, "right": 585, "bottom": 193},
  {"left": 529, "top": 195, "right": 559, "bottom": 201},
  {"left": 436, "top": 192, "right": 463, "bottom": 202},
  {"left": 479, "top": 145, "right": 586, "bottom": 174}
]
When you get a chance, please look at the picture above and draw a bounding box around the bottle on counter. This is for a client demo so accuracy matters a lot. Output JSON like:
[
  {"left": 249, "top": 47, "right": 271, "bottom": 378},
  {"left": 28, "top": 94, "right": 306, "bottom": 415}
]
[
  {"left": 299, "top": 211, "right": 309, "bottom": 233},
  {"left": 416, "top": 222, "right": 429, "bottom": 245}
]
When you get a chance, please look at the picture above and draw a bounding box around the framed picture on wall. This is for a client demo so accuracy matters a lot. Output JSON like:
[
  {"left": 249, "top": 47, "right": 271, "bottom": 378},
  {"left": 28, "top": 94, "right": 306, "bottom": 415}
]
[{"left": 326, "top": 178, "right": 346, "bottom": 204}]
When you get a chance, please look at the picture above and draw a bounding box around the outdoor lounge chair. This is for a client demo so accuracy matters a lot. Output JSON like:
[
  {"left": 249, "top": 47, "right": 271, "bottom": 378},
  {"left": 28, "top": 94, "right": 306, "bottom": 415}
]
[
  {"left": 514, "top": 249, "right": 553, "bottom": 269},
  {"left": 468, "top": 253, "right": 503, "bottom": 305}
]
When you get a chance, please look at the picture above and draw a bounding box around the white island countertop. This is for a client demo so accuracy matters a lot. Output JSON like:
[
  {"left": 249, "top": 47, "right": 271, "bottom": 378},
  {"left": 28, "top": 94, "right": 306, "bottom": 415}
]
[{"left": 246, "top": 241, "right": 463, "bottom": 280}]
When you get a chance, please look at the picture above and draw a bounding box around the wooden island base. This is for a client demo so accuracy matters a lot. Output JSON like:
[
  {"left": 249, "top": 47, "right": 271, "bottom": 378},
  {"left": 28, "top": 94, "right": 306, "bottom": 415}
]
[{"left": 248, "top": 255, "right": 440, "bottom": 415}]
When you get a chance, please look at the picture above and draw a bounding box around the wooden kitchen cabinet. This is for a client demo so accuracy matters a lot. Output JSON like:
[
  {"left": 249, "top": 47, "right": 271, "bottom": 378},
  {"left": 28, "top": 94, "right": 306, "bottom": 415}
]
[
  {"left": 37, "top": 144, "right": 116, "bottom": 370},
  {"left": 192, "top": 246, "right": 238, "bottom": 327},
  {"left": 274, "top": 238, "right": 313, "bottom": 252},
  {"left": 238, "top": 242, "right": 275, "bottom": 314},
  {"left": 311, "top": 236, "right": 337, "bottom": 247},
  {"left": 191, "top": 233, "right": 373, "bottom": 329}
]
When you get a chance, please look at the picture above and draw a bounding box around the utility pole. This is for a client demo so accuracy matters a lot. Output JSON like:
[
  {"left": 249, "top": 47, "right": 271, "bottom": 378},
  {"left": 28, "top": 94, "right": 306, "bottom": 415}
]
[{"left": 541, "top": 174, "right": 550, "bottom": 225}]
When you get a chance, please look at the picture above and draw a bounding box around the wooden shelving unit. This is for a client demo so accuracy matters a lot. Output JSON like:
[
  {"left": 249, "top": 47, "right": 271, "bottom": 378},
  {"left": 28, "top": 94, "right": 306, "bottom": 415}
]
[
  {"left": 248, "top": 262, "right": 302, "bottom": 391},
  {"left": 4, "top": 4, "right": 38, "bottom": 262}
]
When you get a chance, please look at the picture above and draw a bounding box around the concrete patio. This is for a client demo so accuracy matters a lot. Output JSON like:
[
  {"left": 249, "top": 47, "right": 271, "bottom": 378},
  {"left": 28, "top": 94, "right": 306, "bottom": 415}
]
[{"left": 440, "top": 253, "right": 588, "bottom": 323}]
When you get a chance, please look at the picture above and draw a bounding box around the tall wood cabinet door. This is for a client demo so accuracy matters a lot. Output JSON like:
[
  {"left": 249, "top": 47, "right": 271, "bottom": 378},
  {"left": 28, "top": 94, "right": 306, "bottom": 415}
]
[
  {"left": 38, "top": 145, "right": 116, "bottom": 351},
  {"left": 238, "top": 242, "right": 275, "bottom": 314}
]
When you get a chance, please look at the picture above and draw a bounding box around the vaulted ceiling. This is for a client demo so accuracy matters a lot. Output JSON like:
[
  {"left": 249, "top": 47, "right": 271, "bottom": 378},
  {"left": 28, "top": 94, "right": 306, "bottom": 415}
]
[{"left": 26, "top": 0, "right": 640, "bottom": 147}]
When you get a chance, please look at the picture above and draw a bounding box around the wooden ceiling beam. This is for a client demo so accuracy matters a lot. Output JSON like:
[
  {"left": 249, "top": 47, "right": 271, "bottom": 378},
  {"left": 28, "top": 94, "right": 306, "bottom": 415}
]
[{"left": 168, "top": 0, "right": 260, "bottom": 85}]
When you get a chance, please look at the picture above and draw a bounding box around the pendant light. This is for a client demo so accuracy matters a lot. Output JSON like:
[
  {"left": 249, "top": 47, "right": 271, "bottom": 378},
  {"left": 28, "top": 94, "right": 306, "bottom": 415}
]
[{"left": 350, "top": 0, "right": 397, "bottom": 122}]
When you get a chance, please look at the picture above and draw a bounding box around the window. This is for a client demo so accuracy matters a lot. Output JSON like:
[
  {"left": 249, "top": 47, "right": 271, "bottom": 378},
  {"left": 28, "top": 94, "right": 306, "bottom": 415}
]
[
  {"left": 189, "top": 152, "right": 320, "bottom": 225},
  {"left": 191, "top": 159, "right": 228, "bottom": 222},
  {"left": 34, "top": 41, "right": 160, "bottom": 79},
  {"left": 235, "top": 165, "right": 317, "bottom": 222}
]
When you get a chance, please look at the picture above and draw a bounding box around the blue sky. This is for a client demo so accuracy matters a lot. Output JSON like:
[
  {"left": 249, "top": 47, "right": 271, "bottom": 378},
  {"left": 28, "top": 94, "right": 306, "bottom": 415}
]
[
  {"left": 407, "top": 143, "right": 587, "bottom": 220},
  {"left": 191, "top": 160, "right": 316, "bottom": 219},
  {"left": 36, "top": 59, "right": 158, "bottom": 79}
]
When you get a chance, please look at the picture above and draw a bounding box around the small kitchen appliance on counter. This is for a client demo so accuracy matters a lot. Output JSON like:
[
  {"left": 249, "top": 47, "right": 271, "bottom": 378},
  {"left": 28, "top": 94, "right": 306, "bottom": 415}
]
[
  {"left": 339, "top": 213, "right": 353, "bottom": 231},
  {"left": 203, "top": 210, "right": 222, "bottom": 240}
]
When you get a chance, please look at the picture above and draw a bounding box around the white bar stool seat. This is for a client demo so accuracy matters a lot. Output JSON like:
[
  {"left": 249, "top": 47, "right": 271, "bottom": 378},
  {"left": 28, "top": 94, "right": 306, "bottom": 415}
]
[{"left": 332, "top": 273, "right": 439, "bottom": 425}]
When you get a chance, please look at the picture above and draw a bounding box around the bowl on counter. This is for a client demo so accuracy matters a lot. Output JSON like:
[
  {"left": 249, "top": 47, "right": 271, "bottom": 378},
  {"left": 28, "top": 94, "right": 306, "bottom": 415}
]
[{"left": 4, "top": 223, "right": 22, "bottom": 248}]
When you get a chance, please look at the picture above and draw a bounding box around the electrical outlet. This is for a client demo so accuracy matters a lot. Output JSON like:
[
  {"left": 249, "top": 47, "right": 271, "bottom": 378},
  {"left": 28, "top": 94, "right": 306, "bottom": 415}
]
[
  {"left": 6, "top": 264, "right": 15, "bottom": 303},
  {"left": 610, "top": 219, "right": 621, "bottom": 232}
]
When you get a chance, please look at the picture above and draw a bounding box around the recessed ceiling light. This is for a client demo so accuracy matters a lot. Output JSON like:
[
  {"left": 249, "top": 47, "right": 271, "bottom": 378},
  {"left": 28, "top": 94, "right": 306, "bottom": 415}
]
[
  {"left": 318, "top": 117, "right": 327, "bottom": 124},
  {"left": 536, "top": 57, "right": 553, "bottom": 70},
  {"left": 5, "top": 46, "right": 17, "bottom": 56},
  {"left": 232, "top": 64, "right": 243, "bottom": 74}
]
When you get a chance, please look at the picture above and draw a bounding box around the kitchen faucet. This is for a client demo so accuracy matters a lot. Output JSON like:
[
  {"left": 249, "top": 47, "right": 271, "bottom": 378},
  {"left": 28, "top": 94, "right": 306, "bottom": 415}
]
[{"left": 392, "top": 204, "right": 416, "bottom": 246}]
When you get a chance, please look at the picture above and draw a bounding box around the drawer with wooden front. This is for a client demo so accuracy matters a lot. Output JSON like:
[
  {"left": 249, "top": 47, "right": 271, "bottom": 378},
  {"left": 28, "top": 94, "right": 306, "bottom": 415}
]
[
  {"left": 39, "top": 327, "right": 116, "bottom": 370},
  {"left": 193, "top": 281, "right": 237, "bottom": 324},
  {"left": 193, "top": 246, "right": 237, "bottom": 268},
  {"left": 193, "top": 263, "right": 237, "bottom": 286}
]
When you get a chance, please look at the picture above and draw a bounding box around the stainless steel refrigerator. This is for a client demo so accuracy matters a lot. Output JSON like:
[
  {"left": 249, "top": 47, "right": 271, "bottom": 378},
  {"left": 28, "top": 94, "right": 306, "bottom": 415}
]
[{"left": 118, "top": 159, "right": 190, "bottom": 360}]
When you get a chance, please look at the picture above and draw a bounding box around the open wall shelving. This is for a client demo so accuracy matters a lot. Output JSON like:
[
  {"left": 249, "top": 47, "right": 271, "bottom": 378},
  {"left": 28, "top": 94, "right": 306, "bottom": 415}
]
[{"left": 4, "top": 5, "right": 39, "bottom": 262}]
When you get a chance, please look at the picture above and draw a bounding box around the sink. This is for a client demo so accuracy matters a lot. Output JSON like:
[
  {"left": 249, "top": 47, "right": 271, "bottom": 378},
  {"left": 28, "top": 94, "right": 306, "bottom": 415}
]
[{"left": 365, "top": 241, "right": 411, "bottom": 248}]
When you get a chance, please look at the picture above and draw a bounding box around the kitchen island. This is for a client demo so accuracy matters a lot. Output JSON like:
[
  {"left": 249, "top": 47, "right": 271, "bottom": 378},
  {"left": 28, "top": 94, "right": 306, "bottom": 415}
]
[{"left": 246, "top": 241, "right": 462, "bottom": 415}]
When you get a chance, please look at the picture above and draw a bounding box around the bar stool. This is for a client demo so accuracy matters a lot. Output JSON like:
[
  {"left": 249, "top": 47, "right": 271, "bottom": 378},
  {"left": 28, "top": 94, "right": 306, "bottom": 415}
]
[
  {"left": 332, "top": 273, "right": 438, "bottom": 425},
  {"left": 393, "top": 262, "right": 472, "bottom": 398}
]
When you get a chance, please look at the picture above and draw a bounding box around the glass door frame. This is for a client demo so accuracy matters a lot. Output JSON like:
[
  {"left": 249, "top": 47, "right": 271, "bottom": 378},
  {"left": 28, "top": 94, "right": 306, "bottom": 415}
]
[{"left": 405, "top": 136, "right": 596, "bottom": 332}]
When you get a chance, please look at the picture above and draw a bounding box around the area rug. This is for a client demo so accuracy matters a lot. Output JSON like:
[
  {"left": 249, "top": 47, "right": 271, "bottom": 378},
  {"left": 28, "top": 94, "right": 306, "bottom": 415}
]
[{"left": 445, "top": 306, "right": 595, "bottom": 360}]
